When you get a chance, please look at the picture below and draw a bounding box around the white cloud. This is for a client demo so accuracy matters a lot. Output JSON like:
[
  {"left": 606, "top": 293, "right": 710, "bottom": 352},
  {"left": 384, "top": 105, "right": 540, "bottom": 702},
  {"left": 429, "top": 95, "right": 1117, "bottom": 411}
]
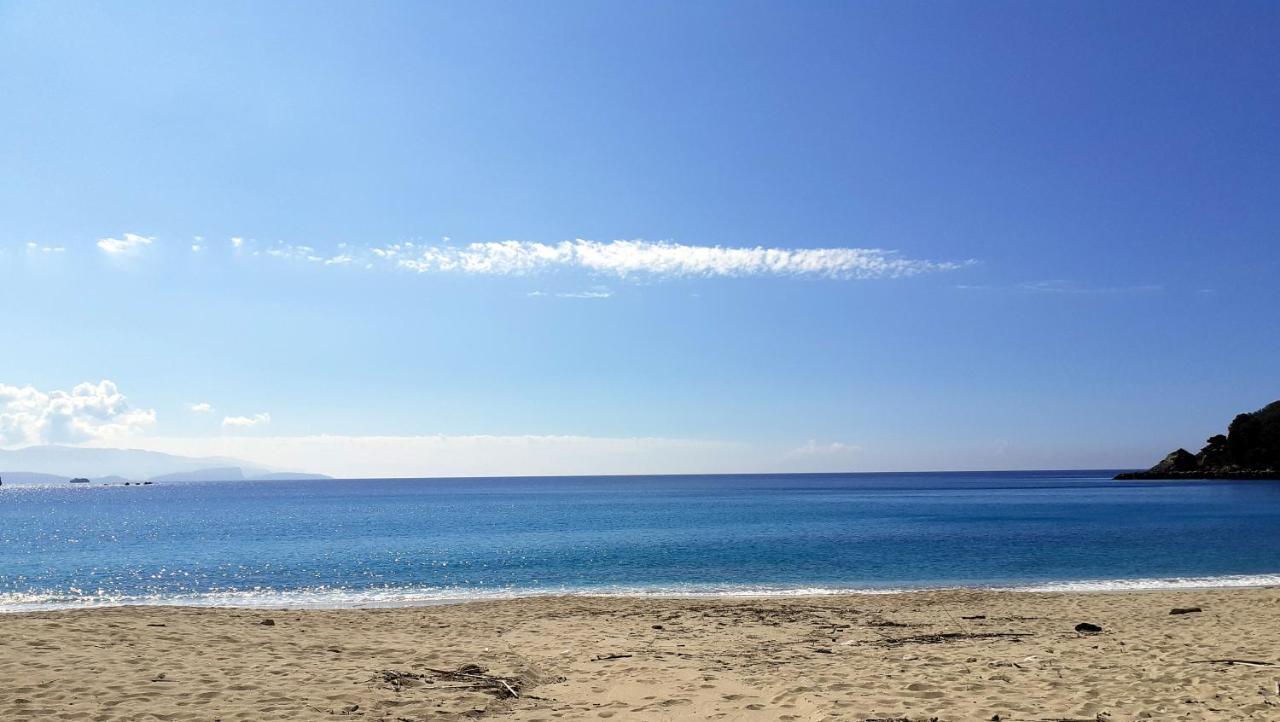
[
  {"left": 528, "top": 287, "right": 613, "bottom": 299},
  {"left": 1016, "top": 280, "right": 1162, "bottom": 294},
  {"left": 0, "top": 380, "right": 156, "bottom": 447},
  {"left": 787, "top": 440, "right": 861, "bottom": 457},
  {"left": 26, "top": 242, "right": 65, "bottom": 254},
  {"left": 96, "top": 233, "right": 154, "bottom": 254},
  {"left": 188, "top": 402, "right": 214, "bottom": 414},
  {"left": 386, "top": 239, "right": 968, "bottom": 280},
  {"left": 75, "top": 234, "right": 971, "bottom": 283},
  {"left": 222, "top": 412, "right": 270, "bottom": 428}
]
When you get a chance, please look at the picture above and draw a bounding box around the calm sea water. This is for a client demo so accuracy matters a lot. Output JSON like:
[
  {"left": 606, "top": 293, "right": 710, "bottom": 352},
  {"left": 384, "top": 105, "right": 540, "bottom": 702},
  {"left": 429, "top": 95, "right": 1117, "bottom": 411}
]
[{"left": 2, "top": 471, "right": 1280, "bottom": 612}]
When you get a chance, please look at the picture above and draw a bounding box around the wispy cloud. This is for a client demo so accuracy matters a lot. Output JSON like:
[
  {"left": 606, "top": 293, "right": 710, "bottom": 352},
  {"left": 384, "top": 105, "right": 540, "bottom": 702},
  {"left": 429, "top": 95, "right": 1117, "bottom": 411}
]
[
  {"left": 0, "top": 380, "right": 156, "bottom": 447},
  {"left": 35, "top": 233, "right": 974, "bottom": 283},
  {"left": 1016, "top": 280, "right": 1163, "bottom": 294},
  {"left": 528, "top": 286, "right": 613, "bottom": 299},
  {"left": 222, "top": 412, "right": 270, "bottom": 428},
  {"left": 96, "top": 233, "right": 154, "bottom": 254},
  {"left": 188, "top": 402, "right": 214, "bottom": 414},
  {"left": 786, "top": 440, "right": 861, "bottom": 457},
  {"left": 25, "top": 242, "right": 65, "bottom": 254},
  {"left": 381, "top": 239, "right": 970, "bottom": 280},
  {"left": 957, "top": 280, "right": 1163, "bottom": 294}
]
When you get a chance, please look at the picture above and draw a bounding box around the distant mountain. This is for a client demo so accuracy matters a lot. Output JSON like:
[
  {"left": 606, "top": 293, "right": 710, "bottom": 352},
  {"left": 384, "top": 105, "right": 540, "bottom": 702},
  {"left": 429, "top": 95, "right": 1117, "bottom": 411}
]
[
  {"left": 147, "top": 467, "right": 246, "bottom": 483},
  {"left": 1117, "top": 400, "right": 1280, "bottom": 480},
  {"left": 0, "top": 445, "right": 329, "bottom": 485}
]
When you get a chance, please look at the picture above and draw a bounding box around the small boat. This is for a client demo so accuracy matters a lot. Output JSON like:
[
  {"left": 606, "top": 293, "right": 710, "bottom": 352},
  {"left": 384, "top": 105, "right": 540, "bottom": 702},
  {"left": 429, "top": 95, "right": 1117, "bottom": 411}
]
[{"left": 69, "top": 477, "right": 90, "bottom": 484}]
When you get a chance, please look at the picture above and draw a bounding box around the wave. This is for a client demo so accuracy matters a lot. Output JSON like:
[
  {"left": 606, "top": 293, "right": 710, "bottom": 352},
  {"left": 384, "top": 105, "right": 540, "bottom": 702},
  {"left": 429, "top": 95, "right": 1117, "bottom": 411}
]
[
  {"left": 998, "top": 573, "right": 1280, "bottom": 592},
  {"left": 3, "top": 573, "right": 1279, "bottom": 613}
]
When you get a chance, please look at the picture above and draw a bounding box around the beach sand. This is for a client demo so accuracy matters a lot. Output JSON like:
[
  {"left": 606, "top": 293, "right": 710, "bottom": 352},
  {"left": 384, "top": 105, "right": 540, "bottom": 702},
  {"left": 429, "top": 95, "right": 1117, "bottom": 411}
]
[{"left": 3, "top": 588, "right": 1280, "bottom": 721}]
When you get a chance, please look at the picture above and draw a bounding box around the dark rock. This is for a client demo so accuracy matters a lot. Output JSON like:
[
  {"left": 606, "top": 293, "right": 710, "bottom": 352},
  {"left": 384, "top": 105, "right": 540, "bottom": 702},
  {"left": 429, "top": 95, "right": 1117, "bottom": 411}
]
[
  {"left": 1170, "top": 607, "right": 1202, "bottom": 615},
  {"left": 258, "top": 618, "right": 275, "bottom": 626},
  {"left": 1074, "top": 622, "right": 1103, "bottom": 634},
  {"left": 1152, "top": 449, "right": 1200, "bottom": 474}
]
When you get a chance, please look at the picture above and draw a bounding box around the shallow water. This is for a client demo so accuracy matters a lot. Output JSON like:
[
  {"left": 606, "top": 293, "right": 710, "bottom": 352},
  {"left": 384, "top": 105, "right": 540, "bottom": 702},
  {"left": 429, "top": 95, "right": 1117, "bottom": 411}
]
[{"left": 3, "top": 471, "right": 1279, "bottom": 611}]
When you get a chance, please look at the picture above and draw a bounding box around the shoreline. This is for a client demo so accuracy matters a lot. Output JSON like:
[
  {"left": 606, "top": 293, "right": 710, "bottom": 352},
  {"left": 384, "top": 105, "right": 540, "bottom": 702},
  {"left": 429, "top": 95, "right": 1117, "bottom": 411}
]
[
  {"left": 4, "top": 586, "right": 1279, "bottom": 721},
  {"left": 7, "top": 571, "right": 1280, "bottom": 614}
]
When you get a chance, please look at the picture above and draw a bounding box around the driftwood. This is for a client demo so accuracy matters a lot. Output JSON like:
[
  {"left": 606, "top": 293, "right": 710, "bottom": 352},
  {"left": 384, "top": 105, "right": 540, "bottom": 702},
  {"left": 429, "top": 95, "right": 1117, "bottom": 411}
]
[
  {"left": 1192, "top": 658, "right": 1276, "bottom": 667},
  {"left": 375, "top": 665, "right": 522, "bottom": 698},
  {"left": 878, "top": 631, "right": 1032, "bottom": 647},
  {"left": 592, "top": 653, "right": 633, "bottom": 661}
]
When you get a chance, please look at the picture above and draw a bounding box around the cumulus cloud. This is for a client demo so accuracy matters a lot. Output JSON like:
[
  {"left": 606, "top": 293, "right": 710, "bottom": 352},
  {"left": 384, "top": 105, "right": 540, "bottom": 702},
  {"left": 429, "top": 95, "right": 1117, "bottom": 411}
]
[
  {"left": 383, "top": 239, "right": 968, "bottom": 280},
  {"left": 222, "top": 412, "right": 270, "bottom": 428},
  {"left": 188, "top": 402, "right": 214, "bottom": 413},
  {"left": 0, "top": 380, "right": 156, "bottom": 447},
  {"left": 96, "top": 233, "right": 154, "bottom": 254}
]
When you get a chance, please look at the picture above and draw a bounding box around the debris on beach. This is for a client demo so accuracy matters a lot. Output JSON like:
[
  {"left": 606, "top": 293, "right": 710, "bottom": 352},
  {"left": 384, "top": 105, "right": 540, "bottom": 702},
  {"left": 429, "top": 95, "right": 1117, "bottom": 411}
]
[
  {"left": 375, "top": 665, "right": 523, "bottom": 699},
  {"left": 877, "top": 631, "right": 1032, "bottom": 647},
  {"left": 1073, "top": 622, "right": 1103, "bottom": 634},
  {"left": 1169, "top": 607, "right": 1202, "bottom": 615}
]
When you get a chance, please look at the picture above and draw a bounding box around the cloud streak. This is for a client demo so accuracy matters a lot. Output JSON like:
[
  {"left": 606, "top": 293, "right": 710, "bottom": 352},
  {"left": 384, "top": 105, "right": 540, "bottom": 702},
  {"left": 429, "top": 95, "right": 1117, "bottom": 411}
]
[{"left": 381, "top": 239, "right": 970, "bottom": 280}]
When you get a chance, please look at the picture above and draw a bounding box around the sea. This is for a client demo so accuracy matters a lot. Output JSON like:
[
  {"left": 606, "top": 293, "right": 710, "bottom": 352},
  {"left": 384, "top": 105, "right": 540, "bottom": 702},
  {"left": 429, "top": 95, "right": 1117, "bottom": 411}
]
[{"left": 2, "top": 470, "right": 1279, "bottom": 612}]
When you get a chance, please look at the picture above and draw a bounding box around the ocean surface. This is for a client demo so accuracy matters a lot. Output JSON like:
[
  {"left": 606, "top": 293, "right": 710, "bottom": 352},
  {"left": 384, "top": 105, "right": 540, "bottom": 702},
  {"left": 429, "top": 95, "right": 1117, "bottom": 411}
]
[{"left": 2, "top": 471, "right": 1280, "bottom": 612}]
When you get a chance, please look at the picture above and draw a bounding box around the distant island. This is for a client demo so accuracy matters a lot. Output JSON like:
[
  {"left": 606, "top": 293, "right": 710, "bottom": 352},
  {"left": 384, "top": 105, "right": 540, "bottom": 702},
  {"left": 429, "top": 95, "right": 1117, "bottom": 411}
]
[
  {"left": 0, "top": 445, "right": 330, "bottom": 486},
  {"left": 1116, "top": 400, "right": 1280, "bottom": 480}
]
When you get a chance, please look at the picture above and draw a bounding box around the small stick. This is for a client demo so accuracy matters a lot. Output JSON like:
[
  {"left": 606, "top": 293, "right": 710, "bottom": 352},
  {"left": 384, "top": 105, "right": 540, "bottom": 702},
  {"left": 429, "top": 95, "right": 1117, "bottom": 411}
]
[{"left": 1192, "top": 658, "right": 1276, "bottom": 667}]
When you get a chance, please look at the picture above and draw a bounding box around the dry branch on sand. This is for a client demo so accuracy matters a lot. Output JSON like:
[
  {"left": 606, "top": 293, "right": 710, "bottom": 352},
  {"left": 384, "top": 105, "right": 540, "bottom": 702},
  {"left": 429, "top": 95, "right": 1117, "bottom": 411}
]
[
  {"left": 876, "top": 631, "right": 1033, "bottom": 647},
  {"left": 375, "top": 664, "right": 523, "bottom": 699}
]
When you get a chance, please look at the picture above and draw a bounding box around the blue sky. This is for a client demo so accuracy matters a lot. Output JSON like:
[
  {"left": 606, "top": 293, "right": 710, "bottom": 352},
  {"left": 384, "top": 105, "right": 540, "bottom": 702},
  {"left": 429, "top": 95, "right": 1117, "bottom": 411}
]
[{"left": 1, "top": 1, "right": 1277, "bottom": 476}]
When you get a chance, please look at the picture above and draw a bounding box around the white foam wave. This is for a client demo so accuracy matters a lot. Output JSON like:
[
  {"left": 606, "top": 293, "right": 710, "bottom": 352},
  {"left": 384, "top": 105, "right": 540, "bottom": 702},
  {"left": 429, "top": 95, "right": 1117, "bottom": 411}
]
[
  {"left": 4, "top": 574, "right": 1279, "bottom": 613},
  {"left": 998, "top": 573, "right": 1280, "bottom": 593}
]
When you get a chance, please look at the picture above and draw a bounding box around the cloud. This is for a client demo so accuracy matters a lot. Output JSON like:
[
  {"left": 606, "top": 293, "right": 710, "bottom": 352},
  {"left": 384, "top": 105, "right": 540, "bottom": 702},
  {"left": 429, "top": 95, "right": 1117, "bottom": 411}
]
[
  {"left": 188, "top": 402, "right": 214, "bottom": 413},
  {"left": 528, "top": 287, "right": 613, "bottom": 299},
  {"left": 1016, "top": 280, "right": 1162, "bottom": 294},
  {"left": 25, "top": 242, "right": 65, "bottom": 254},
  {"left": 96, "top": 233, "right": 154, "bottom": 254},
  {"left": 787, "top": 440, "right": 861, "bottom": 457},
  {"left": 384, "top": 239, "right": 969, "bottom": 280},
  {"left": 64, "top": 234, "right": 973, "bottom": 283},
  {"left": 0, "top": 380, "right": 156, "bottom": 447},
  {"left": 222, "top": 412, "right": 270, "bottom": 428}
]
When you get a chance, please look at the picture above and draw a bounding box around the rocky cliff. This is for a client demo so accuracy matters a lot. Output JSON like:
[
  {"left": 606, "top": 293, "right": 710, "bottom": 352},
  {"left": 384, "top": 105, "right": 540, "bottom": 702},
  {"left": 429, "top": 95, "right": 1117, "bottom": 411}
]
[{"left": 1116, "top": 400, "right": 1280, "bottom": 479}]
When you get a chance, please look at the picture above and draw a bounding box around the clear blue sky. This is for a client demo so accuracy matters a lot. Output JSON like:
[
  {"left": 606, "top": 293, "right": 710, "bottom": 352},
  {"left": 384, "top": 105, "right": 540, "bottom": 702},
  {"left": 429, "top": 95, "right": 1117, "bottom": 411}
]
[{"left": 1, "top": 0, "right": 1277, "bottom": 476}]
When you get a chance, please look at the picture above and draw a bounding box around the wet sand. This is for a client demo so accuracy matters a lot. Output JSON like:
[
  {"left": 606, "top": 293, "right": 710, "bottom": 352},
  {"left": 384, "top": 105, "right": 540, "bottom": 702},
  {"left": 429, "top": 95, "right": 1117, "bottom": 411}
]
[{"left": 3, "top": 587, "right": 1280, "bottom": 721}]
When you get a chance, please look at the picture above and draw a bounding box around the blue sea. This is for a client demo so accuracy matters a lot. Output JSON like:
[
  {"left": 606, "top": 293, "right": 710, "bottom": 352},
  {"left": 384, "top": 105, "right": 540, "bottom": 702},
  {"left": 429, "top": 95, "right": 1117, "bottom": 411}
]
[{"left": 3, "top": 471, "right": 1280, "bottom": 612}]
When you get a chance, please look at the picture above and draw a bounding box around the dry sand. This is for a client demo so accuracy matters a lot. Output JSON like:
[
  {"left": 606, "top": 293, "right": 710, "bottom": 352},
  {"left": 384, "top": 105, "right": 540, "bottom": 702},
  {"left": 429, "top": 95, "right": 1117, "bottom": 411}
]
[{"left": 3, "top": 587, "right": 1280, "bottom": 721}]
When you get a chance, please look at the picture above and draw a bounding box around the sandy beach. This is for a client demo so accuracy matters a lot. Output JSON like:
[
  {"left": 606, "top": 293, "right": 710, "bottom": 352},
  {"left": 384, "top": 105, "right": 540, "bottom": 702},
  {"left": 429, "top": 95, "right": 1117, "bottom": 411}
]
[{"left": 3, "top": 588, "right": 1280, "bottom": 721}]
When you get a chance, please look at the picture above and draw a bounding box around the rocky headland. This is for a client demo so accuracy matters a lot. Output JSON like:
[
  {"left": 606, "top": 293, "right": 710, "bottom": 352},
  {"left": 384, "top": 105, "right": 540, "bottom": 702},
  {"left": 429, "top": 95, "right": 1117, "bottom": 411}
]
[{"left": 1116, "top": 400, "right": 1280, "bottom": 480}]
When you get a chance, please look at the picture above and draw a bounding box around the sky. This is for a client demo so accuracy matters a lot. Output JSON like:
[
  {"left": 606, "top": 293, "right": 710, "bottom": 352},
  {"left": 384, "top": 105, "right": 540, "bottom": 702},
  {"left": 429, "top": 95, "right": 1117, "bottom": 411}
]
[{"left": 1, "top": 1, "right": 1278, "bottom": 477}]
